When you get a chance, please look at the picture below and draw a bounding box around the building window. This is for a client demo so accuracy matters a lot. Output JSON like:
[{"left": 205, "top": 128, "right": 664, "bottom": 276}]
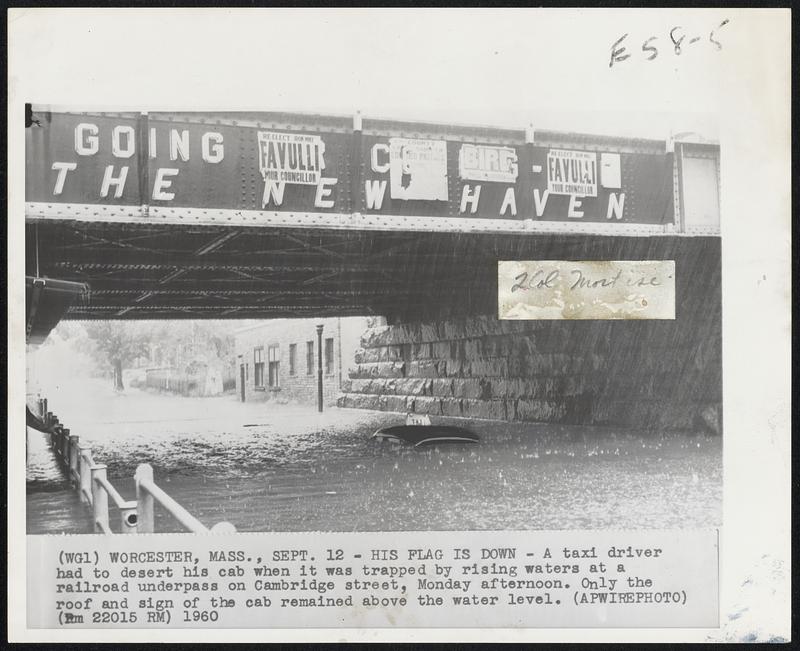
[
  {"left": 253, "top": 347, "right": 265, "bottom": 388},
  {"left": 325, "top": 337, "right": 334, "bottom": 375},
  {"left": 306, "top": 341, "right": 314, "bottom": 375},
  {"left": 289, "top": 344, "right": 297, "bottom": 376},
  {"left": 268, "top": 344, "right": 280, "bottom": 388}
]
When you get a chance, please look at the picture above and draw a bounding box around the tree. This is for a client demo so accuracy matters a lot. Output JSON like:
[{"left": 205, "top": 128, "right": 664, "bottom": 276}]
[
  {"left": 81, "top": 321, "right": 149, "bottom": 390},
  {"left": 77, "top": 320, "right": 238, "bottom": 392}
]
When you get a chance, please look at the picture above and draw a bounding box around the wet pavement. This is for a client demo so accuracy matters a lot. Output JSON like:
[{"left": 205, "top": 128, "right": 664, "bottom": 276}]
[{"left": 27, "top": 380, "right": 722, "bottom": 534}]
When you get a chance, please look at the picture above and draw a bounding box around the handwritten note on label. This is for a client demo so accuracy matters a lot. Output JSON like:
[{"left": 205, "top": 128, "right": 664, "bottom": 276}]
[{"left": 498, "top": 260, "right": 676, "bottom": 320}]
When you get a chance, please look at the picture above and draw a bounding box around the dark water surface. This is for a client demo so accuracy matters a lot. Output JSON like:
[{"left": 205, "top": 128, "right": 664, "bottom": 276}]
[{"left": 27, "top": 382, "right": 721, "bottom": 534}]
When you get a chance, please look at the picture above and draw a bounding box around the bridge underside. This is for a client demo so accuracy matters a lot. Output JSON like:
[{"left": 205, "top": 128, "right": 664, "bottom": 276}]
[
  {"left": 26, "top": 220, "right": 721, "bottom": 432},
  {"left": 27, "top": 221, "right": 717, "bottom": 325}
]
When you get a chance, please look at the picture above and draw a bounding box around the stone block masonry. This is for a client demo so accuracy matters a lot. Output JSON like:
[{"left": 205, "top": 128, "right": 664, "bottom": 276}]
[{"left": 338, "top": 243, "right": 722, "bottom": 434}]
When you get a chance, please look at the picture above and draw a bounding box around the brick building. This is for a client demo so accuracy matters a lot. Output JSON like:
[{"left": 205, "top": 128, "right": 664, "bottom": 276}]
[{"left": 234, "top": 317, "right": 372, "bottom": 407}]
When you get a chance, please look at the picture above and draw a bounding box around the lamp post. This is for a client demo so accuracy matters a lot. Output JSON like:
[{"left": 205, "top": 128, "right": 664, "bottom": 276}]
[{"left": 316, "top": 324, "right": 324, "bottom": 412}]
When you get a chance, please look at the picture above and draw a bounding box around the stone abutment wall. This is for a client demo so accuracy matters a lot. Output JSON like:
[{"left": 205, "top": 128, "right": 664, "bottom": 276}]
[{"left": 338, "top": 241, "right": 721, "bottom": 433}]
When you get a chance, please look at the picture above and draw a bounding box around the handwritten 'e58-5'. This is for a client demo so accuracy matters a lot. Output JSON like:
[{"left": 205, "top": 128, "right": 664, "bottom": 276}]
[{"left": 609, "top": 19, "right": 730, "bottom": 68}]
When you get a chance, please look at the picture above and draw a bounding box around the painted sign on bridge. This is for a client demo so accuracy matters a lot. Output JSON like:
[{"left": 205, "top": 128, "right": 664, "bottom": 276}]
[{"left": 25, "top": 109, "right": 682, "bottom": 234}]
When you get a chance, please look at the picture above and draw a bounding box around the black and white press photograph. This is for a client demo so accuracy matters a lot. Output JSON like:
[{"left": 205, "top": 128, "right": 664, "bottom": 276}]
[{"left": 9, "top": 7, "right": 790, "bottom": 643}]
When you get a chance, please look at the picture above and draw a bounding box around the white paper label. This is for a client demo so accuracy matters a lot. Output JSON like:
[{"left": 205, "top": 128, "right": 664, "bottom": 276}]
[{"left": 498, "top": 260, "right": 676, "bottom": 320}]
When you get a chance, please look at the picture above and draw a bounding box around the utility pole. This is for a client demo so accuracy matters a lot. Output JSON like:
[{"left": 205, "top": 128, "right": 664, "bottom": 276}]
[{"left": 316, "top": 324, "right": 324, "bottom": 412}]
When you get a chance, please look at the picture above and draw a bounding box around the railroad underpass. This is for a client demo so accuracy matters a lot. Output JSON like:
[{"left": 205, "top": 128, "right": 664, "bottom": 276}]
[
  {"left": 24, "top": 109, "right": 723, "bottom": 534},
  {"left": 27, "top": 220, "right": 721, "bottom": 431}
]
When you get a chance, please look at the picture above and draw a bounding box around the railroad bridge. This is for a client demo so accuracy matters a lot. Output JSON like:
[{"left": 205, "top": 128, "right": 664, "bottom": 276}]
[{"left": 25, "top": 109, "right": 721, "bottom": 432}]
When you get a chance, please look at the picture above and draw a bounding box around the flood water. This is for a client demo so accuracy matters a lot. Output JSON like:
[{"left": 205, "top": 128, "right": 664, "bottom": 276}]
[{"left": 27, "top": 380, "right": 722, "bottom": 534}]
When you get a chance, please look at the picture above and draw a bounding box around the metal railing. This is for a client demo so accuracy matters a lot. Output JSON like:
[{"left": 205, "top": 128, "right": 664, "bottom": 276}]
[
  {"left": 135, "top": 464, "right": 236, "bottom": 534},
  {"left": 34, "top": 396, "right": 236, "bottom": 535}
]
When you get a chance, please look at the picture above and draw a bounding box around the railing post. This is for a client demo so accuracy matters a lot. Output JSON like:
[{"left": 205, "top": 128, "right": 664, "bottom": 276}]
[
  {"left": 91, "top": 464, "right": 110, "bottom": 533},
  {"left": 135, "top": 464, "right": 155, "bottom": 534},
  {"left": 50, "top": 425, "right": 59, "bottom": 454},
  {"left": 79, "top": 446, "right": 92, "bottom": 504},
  {"left": 52, "top": 422, "right": 61, "bottom": 453},
  {"left": 68, "top": 435, "right": 79, "bottom": 483},
  {"left": 60, "top": 427, "right": 70, "bottom": 463},
  {"left": 119, "top": 502, "right": 139, "bottom": 534}
]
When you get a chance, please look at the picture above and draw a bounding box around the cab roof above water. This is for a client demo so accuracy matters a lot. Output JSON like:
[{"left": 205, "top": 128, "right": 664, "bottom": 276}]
[{"left": 372, "top": 425, "right": 480, "bottom": 447}]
